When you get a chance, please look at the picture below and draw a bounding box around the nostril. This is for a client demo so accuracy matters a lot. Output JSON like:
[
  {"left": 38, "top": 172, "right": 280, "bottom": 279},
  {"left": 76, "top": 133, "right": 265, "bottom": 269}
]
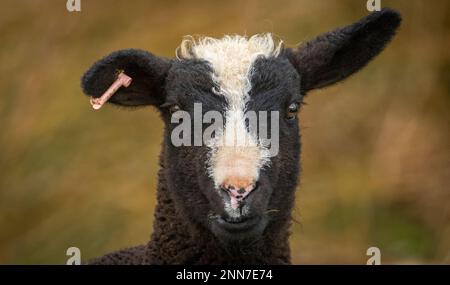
[
  {"left": 243, "top": 182, "right": 259, "bottom": 199},
  {"left": 237, "top": 188, "right": 245, "bottom": 194},
  {"left": 220, "top": 185, "right": 230, "bottom": 196}
]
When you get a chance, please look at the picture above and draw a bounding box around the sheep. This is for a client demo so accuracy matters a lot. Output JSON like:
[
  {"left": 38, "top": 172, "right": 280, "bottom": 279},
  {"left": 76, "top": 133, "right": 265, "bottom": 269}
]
[{"left": 81, "top": 9, "right": 401, "bottom": 265}]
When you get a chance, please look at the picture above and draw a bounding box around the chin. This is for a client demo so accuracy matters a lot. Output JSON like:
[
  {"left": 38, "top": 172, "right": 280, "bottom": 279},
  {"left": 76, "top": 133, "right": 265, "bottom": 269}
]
[{"left": 210, "top": 214, "right": 268, "bottom": 242}]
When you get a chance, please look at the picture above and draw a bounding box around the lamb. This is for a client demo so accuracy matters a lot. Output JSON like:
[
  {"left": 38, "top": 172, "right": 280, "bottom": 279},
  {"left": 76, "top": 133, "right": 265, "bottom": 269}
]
[{"left": 81, "top": 9, "right": 401, "bottom": 265}]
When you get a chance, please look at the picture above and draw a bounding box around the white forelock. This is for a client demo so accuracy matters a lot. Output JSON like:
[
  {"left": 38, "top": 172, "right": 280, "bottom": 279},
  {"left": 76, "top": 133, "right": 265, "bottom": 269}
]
[{"left": 178, "top": 34, "right": 282, "bottom": 109}]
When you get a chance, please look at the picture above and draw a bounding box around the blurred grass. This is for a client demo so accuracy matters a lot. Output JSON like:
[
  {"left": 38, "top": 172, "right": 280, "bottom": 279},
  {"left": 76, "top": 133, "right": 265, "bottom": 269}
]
[{"left": 0, "top": 0, "right": 449, "bottom": 264}]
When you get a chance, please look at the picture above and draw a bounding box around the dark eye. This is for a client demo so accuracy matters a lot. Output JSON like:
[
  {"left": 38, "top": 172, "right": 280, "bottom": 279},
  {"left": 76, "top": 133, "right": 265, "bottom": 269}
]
[{"left": 286, "top": 102, "right": 299, "bottom": 120}]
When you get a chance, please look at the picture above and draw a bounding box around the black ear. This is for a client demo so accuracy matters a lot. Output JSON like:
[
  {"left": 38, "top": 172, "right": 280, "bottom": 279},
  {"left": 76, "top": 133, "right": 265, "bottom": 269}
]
[
  {"left": 81, "top": 49, "right": 171, "bottom": 107},
  {"left": 286, "top": 8, "right": 401, "bottom": 93}
]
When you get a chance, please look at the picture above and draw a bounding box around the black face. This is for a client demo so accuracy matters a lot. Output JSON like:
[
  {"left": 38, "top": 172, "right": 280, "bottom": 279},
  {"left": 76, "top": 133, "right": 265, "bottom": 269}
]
[
  {"left": 81, "top": 8, "right": 400, "bottom": 247},
  {"left": 161, "top": 57, "right": 302, "bottom": 242}
]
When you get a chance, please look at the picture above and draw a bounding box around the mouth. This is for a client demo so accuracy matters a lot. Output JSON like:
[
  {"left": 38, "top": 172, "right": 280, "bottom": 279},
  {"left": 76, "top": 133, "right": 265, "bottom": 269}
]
[
  {"left": 210, "top": 214, "right": 267, "bottom": 241},
  {"left": 217, "top": 215, "right": 260, "bottom": 231}
]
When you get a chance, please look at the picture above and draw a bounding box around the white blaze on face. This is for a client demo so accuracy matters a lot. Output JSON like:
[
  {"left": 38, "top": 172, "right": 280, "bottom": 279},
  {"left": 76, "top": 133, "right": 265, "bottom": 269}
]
[{"left": 178, "top": 34, "right": 282, "bottom": 189}]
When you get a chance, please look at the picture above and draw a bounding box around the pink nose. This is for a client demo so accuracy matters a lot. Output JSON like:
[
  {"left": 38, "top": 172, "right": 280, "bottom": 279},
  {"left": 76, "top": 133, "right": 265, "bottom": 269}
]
[{"left": 220, "top": 178, "right": 257, "bottom": 209}]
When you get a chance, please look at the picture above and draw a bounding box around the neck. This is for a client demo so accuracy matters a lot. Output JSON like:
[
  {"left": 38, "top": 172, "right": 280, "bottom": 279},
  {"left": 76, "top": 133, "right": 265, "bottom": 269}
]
[{"left": 145, "top": 160, "right": 292, "bottom": 265}]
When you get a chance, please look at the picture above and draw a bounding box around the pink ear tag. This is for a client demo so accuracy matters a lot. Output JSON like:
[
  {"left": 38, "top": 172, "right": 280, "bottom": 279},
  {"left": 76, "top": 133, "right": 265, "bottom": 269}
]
[{"left": 90, "top": 72, "right": 133, "bottom": 110}]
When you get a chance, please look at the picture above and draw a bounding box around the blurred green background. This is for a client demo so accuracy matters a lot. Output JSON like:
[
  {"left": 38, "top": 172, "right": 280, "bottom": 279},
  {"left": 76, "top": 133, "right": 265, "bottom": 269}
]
[{"left": 0, "top": 0, "right": 449, "bottom": 264}]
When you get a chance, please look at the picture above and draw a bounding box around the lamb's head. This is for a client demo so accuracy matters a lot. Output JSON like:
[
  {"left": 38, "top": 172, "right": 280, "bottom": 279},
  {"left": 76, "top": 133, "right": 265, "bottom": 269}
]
[{"left": 81, "top": 9, "right": 400, "bottom": 243}]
